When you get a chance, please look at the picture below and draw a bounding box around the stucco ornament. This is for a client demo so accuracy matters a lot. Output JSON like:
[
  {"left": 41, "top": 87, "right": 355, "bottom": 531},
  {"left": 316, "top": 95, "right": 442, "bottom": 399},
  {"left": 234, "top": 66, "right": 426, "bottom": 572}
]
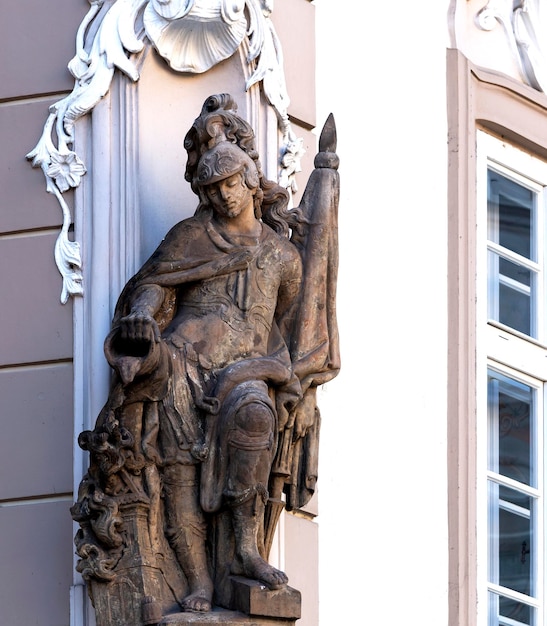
[
  {"left": 143, "top": 0, "right": 248, "bottom": 73},
  {"left": 476, "top": 0, "right": 547, "bottom": 91},
  {"left": 27, "top": 0, "right": 301, "bottom": 303},
  {"left": 26, "top": 123, "right": 87, "bottom": 302},
  {"left": 46, "top": 150, "right": 87, "bottom": 192}
]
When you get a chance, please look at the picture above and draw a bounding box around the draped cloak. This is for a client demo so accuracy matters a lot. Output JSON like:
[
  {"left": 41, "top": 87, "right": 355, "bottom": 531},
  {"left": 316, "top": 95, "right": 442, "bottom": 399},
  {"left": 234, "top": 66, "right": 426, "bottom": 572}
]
[
  {"left": 102, "top": 211, "right": 304, "bottom": 513},
  {"left": 102, "top": 142, "right": 340, "bottom": 522}
]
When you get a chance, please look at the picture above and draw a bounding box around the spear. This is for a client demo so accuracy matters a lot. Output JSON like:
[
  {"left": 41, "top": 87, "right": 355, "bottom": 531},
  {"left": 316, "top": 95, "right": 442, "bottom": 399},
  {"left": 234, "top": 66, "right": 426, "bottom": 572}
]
[{"left": 263, "top": 113, "right": 340, "bottom": 558}]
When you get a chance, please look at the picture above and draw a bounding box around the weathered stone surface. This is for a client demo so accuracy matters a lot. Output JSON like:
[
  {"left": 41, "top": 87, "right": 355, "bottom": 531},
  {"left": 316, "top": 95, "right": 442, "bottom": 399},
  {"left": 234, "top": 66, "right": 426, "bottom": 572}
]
[
  {"left": 230, "top": 577, "right": 301, "bottom": 620},
  {"left": 161, "top": 608, "right": 297, "bottom": 625},
  {"left": 71, "top": 93, "right": 340, "bottom": 626}
]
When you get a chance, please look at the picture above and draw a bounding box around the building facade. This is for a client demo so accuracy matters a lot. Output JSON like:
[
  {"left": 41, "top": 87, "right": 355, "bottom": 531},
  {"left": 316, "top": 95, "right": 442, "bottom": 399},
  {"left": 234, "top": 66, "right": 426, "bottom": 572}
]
[{"left": 5, "top": 1, "right": 547, "bottom": 625}]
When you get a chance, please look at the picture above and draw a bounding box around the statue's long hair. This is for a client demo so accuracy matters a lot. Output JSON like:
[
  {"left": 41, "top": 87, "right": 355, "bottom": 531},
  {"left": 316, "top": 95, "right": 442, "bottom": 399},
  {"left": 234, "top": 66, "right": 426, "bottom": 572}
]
[{"left": 184, "top": 94, "right": 295, "bottom": 237}]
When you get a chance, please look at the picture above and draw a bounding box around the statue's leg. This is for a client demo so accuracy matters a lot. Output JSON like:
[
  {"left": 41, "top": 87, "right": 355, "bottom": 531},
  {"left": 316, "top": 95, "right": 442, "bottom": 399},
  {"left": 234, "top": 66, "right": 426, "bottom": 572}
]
[
  {"left": 225, "top": 401, "right": 288, "bottom": 590},
  {"left": 163, "top": 463, "right": 213, "bottom": 612}
]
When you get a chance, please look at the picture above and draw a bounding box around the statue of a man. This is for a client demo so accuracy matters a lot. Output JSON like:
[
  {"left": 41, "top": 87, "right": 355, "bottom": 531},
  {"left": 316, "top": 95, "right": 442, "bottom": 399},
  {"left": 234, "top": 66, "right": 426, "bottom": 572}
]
[{"left": 72, "top": 94, "right": 340, "bottom": 622}]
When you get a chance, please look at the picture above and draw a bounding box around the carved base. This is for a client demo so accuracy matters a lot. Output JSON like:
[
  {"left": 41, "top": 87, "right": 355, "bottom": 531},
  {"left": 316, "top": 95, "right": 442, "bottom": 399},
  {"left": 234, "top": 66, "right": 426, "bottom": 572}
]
[
  {"left": 90, "top": 570, "right": 165, "bottom": 626},
  {"left": 88, "top": 502, "right": 185, "bottom": 626},
  {"left": 161, "top": 609, "right": 298, "bottom": 625},
  {"left": 161, "top": 577, "right": 301, "bottom": 624},
  {"left": 229, "top": 577, "right": 301, "bottom": 620},
  {"left": 87, "top": 503, "right": 301, "bottom": 626},
  {"left": 91, "top": 574, "right": 301, "bottom": 625}
]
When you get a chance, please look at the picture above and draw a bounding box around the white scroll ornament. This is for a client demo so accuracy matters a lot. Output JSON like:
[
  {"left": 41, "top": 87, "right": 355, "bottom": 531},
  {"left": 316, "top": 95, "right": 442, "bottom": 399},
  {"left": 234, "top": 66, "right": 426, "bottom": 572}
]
[{"left": 27, "top": 0, "right": 302, "bottom": 303}]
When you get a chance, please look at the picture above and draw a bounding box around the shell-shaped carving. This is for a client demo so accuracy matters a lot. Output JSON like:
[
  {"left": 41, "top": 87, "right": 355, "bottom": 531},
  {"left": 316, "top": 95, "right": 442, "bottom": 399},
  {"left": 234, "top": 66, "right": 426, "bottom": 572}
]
[
  {"left": 149, "top": 0, "right": 195, "bottom": 20},
  {"left": 144, "top": 0, "right": 247, "bottom": 73}
]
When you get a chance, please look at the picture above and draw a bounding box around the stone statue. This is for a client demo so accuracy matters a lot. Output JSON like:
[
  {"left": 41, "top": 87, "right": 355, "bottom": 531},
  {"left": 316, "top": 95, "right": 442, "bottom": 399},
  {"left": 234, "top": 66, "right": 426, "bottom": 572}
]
[{"left": 71, "top": 94, "right": 340, "bottom": 626}]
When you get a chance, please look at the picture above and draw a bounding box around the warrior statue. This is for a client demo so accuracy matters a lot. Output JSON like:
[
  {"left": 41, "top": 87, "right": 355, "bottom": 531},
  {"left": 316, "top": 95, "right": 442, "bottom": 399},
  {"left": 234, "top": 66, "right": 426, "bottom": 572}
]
[{"left": 71, "top": 93, "right": 340, "bottom": 625}]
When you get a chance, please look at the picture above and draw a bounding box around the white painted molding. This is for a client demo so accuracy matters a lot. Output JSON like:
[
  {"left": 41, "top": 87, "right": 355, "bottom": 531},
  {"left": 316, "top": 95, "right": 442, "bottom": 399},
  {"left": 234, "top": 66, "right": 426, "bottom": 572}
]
[
  {"left": 69, "top": 53, "right": 277, "bottom": 625},
  {"left": 475, "top": 0, "right": 547, "bottom": 92},
  {"left": 27, "top": 0, "right": 301, "bottom": 302},
  {"left": 143, "top": 0, "right": 248, "bottom": 72},
  {"left": 70, "top": 68, "right": 143, "bottom": 626}
]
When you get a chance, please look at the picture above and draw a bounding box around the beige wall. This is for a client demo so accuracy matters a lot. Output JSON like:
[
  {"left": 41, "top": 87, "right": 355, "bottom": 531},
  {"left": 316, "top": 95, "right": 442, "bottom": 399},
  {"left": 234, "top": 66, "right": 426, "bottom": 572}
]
[{"left": 0, "top": 2, "right": 88, "bottom": 624}]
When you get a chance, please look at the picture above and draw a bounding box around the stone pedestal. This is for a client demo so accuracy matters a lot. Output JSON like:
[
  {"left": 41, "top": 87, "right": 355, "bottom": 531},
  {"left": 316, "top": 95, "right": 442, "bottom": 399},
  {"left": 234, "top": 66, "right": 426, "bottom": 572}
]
[
  {"left": 88, "top": 502, "right": 185, "bottom": 626},
  {"left": 161, "top": 609, "right": 297, "bottom": 625},
  {"left": 230, "top": 577, "right": 301, "bottom": 620},
  {"left": 160, "top": 578, "right": 301, "bottom": 625}
]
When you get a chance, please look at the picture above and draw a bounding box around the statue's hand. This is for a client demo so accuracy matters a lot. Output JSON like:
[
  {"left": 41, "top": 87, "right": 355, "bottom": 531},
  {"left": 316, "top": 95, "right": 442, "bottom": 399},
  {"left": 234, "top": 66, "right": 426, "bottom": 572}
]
[
  {"left": 290, "top": 390, "right": 317, "bottom": 438},
  {"left": 275, "top": 389, "right": 301, "bottom": 432},
  {"left": 119, "top": 312, "right": 161, "bottom": 345},
  {"left": 105, "top": 312, "right": 163, "bottom": 385},
  {"left": 292, "top": 401, "right": 316, "bottom": 438},
  {"left": 276, "top": 398, "right": 291, "bottom": 432}
]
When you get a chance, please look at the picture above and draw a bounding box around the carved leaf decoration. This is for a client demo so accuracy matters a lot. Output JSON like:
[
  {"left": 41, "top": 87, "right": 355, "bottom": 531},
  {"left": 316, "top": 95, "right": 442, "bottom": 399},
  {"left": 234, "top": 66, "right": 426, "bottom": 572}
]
[
  {"left": 29, "top": 0, "right": 303, "bottom": 301},
  {"left": 62, "top": 66, "right": 116, "bottom": 131},
  {"left": 55, "top": 232, "right": 83, "bottom": 304},
  {"left": 514, "top": 4, "right": 547, "bottom": 92},
  {"left": 26, "top": 140, "right": 50, "bottom": 170},
  {"left": 246, "top": 11, "right": 290, "bottom": 130},
  {"left": 279, "top": 135, "right": 304, "bottom": 193},
  {"left": 111, "top": 0, "right": 148, "bottom": 60},
  {"left": 475, "top": 1, "right": 547, "bottom": 94}
]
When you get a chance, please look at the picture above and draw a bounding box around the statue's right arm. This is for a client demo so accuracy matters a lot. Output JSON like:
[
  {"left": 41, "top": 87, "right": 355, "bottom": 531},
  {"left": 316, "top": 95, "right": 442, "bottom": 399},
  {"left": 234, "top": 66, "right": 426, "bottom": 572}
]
[
  {"left": 118, "top": 284, "right": 165, "bottom": 345},
  {"left": 112, "top": 219, "right": 196, "bottom": 343}
]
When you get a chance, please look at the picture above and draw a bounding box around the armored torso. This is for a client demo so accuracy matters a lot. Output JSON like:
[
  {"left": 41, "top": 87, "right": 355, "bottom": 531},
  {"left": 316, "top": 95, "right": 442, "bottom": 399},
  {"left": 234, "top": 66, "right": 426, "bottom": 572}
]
[{"left": 162, "top": 219, "right": 301, "bottom": 372}]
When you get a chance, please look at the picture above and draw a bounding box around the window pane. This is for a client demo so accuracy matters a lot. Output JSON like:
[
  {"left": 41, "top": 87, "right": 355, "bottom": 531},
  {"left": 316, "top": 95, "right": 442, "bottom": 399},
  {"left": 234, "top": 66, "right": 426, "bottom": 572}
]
[
  {"left": 489, "top": 590, "right": 535, "bottom": 626},
  {"left": 488, "top": 371, "right": 539, "bottom": 625},
  {"left": 489, "top": 482, "right": 534, "bottom": 599},
  {"left": 488, "top": 374, "right": 533, "bottom": 486},
  {"left": 488, "top": 251, "right": 533, "bottom": 336},
  {"left": 488, "top": 170, "right": 535, "bottom": 260},
  {"left": 495, "top": 487, "right": 532, "bottom": 596},
  {"left": 487, "top": 169, "right": 538, "bottom": 338}
]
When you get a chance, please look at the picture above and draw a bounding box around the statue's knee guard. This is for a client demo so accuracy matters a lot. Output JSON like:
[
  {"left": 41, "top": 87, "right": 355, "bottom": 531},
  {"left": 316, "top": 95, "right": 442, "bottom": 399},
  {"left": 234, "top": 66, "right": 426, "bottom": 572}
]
[
  {"left": 230, "top": 401, "right": 275, "bottom": 450},
  {"left": 202, "top": 381, "right": 277, "bottom": 511}
]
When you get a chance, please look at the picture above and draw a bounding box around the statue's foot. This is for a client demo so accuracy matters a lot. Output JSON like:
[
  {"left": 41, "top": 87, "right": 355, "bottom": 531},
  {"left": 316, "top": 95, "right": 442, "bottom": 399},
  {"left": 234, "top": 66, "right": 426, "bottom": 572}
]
[
  {"left": 240, "top": 554, "right": 288, "bottom": 590},
  {"left": 181, "top": 591, "right": 212, "bottom": 613}
]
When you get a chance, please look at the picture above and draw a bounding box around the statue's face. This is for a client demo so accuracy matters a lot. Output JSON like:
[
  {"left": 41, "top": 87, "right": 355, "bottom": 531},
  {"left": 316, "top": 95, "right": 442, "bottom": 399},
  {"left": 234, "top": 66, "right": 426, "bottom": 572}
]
[{"left": 205, "top": 172, "right": 254, "bottom": 219}]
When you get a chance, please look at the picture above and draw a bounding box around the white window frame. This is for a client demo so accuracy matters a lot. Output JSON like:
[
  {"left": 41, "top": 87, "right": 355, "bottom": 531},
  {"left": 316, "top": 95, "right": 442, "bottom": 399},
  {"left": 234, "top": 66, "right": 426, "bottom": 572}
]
[
  {"left": 487, "top": 164, "right": 542, "bottom": 339},
  {"left": 477, "top": 130, "right": 547, "bottom": 626},
  {"left": 486, "top": 364, "right": 544, "bottom": 626}
]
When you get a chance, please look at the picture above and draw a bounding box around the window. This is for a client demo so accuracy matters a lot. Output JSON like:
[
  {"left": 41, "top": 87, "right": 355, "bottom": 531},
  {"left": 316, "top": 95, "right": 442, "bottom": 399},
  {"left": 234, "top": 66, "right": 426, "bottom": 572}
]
[
  {"left": 479, "top": 131, "right": 547, "bottom": 626},
  {"left": 487, "top": 165, "right": 544, "bottom": 339},
  {"left": 487, "top": 368, "right": 542, "bottom": 625}
]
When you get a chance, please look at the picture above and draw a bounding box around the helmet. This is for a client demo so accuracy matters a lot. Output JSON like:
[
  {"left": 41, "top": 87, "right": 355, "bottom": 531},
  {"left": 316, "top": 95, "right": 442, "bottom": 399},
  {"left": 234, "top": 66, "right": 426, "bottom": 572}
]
[{"left": 196, "top": 141, "right": 259, "bottom": 189}]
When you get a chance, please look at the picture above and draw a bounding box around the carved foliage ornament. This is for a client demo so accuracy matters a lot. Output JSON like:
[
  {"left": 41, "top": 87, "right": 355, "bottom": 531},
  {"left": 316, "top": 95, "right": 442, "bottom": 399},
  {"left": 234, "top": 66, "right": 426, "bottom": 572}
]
[
  {"left": 27, "top": 0, "right": 301, "bottom": 303},
  {"left": 475, "top": 0, "right": 547, "bottom": 92}
]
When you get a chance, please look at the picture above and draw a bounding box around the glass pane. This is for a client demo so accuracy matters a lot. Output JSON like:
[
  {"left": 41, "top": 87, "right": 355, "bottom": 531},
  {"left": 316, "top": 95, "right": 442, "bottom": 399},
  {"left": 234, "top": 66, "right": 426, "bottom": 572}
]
[
  {"left": 488, "top": 251, "right": 534, "bottom": 336},
  {"left": 488, "top": 372, "right": 538, "bottom": 626},
  {"left": 488, "top": 482, "right": 534, "bottom": 597},
  {"left": 487, "top": 169, "right": 538, "bottom": 337},
  {"left": 489, "top": 590, "right": 535, "bottom": 626},
  {"left": 500, "top": 492, "right": 532, "bottom": 595},
  {"left": 488, "top": 170, "right": 535, "bottom": 260},
  {"left": 500, "top": 257, "right": 531, "bottom": 288},
  {"left": 488, "top": 374, "right": 533, "bottom": 486}
]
